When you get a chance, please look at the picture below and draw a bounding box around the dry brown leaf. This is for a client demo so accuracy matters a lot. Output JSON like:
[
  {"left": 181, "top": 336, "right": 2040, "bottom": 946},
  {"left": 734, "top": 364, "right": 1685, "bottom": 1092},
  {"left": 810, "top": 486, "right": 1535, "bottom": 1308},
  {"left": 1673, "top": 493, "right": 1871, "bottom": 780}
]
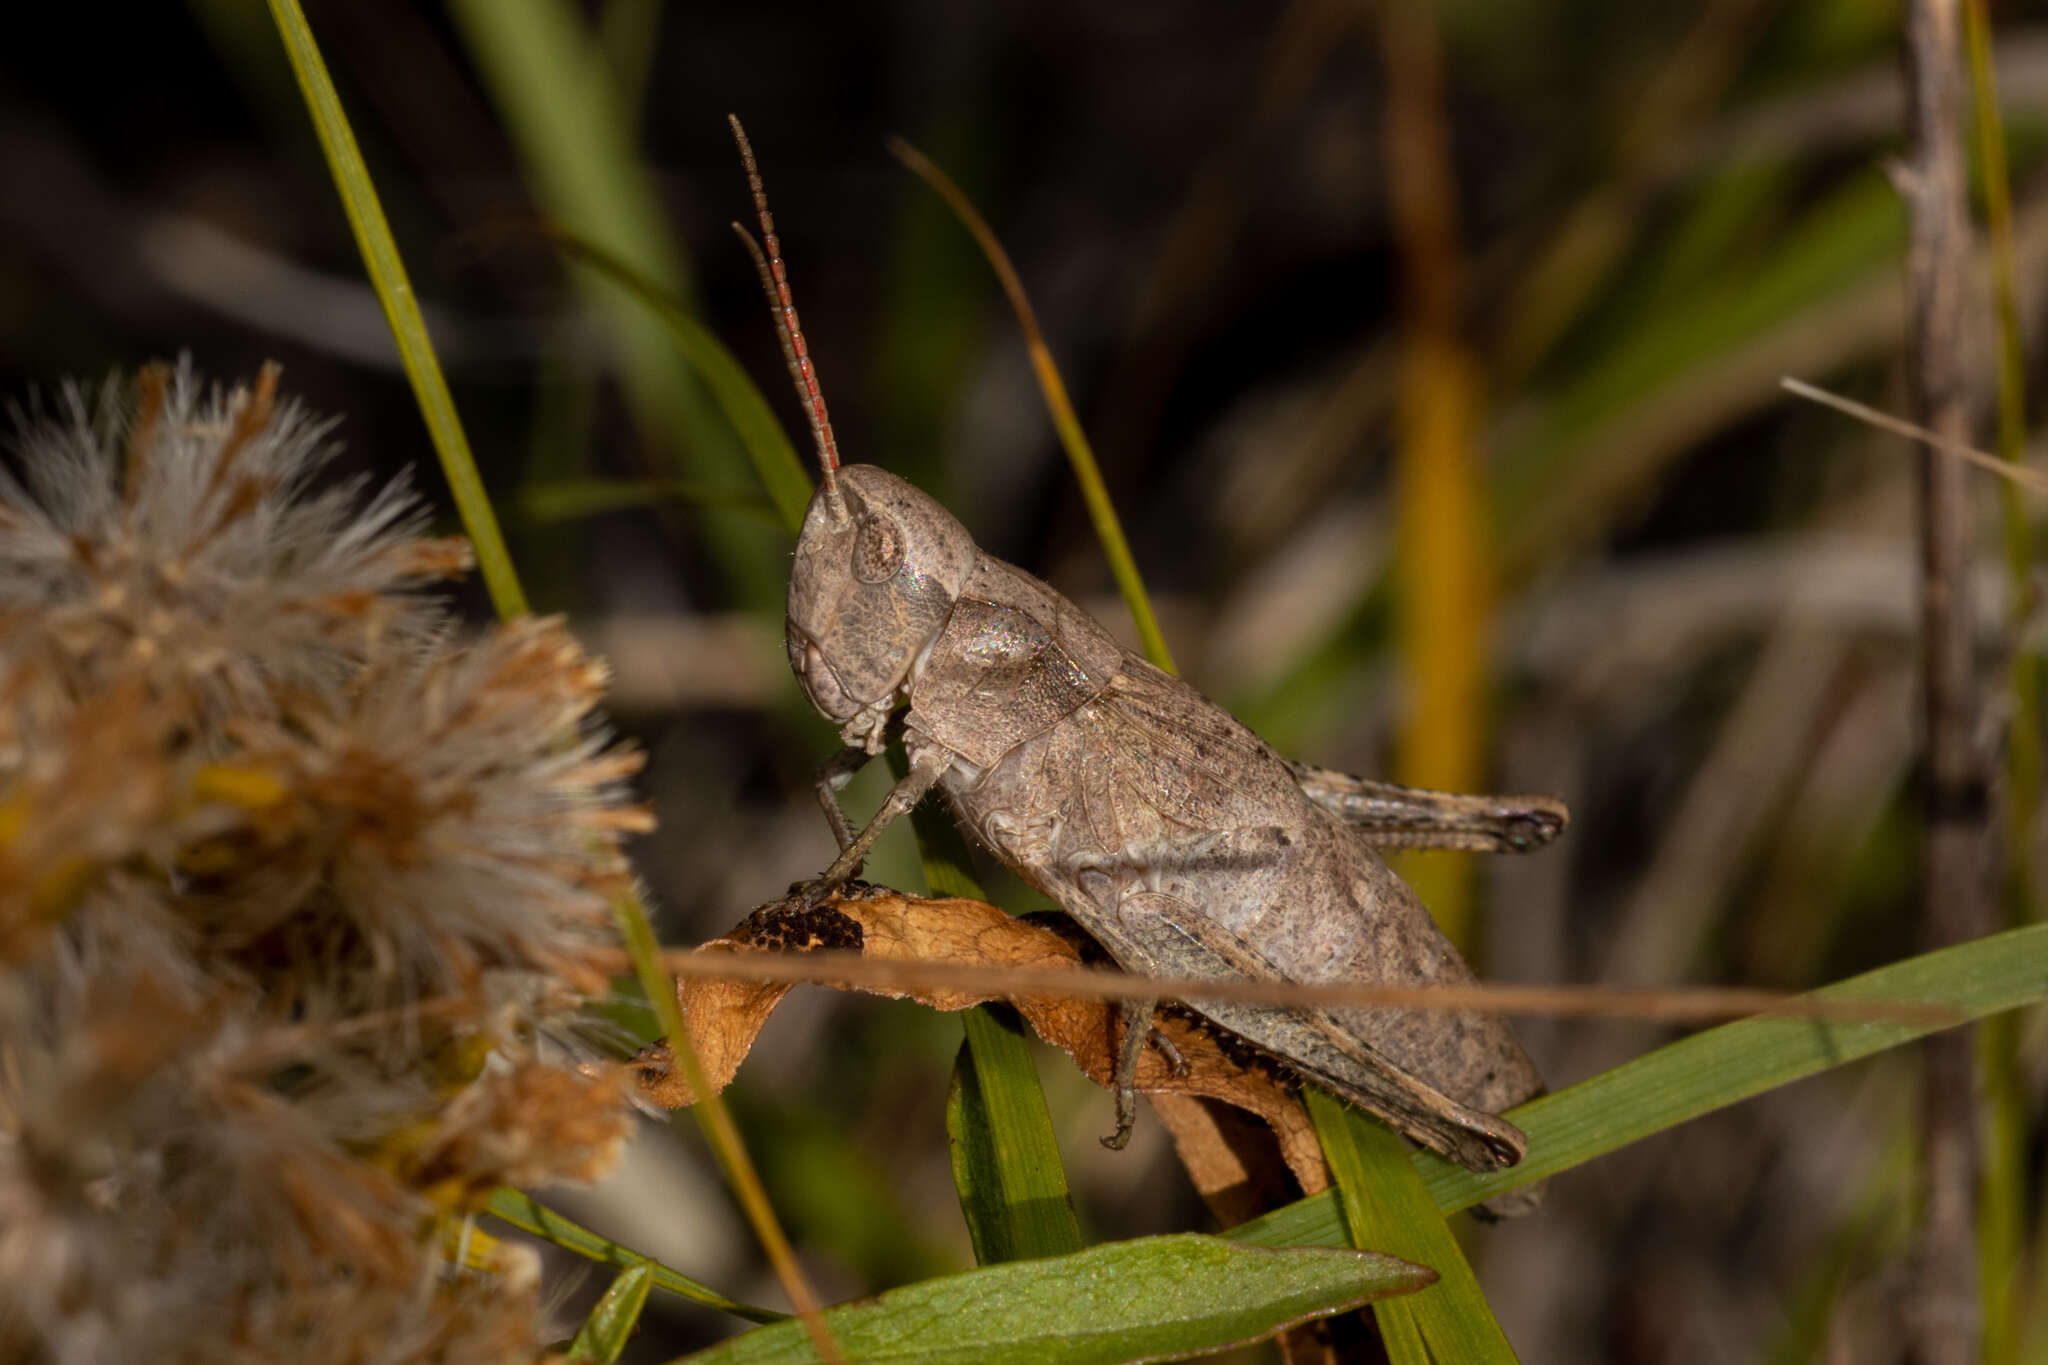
[{"left": 632, "top": 885, "right": 1331, "bottom": 1194}]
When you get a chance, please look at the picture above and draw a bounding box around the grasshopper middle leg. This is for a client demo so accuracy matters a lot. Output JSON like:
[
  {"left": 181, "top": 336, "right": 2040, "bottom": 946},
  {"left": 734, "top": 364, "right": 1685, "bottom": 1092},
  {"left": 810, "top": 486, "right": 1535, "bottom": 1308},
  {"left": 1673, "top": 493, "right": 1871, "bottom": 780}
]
[{"left": 798, "top": 741, "right": 949, "bottom": 906}]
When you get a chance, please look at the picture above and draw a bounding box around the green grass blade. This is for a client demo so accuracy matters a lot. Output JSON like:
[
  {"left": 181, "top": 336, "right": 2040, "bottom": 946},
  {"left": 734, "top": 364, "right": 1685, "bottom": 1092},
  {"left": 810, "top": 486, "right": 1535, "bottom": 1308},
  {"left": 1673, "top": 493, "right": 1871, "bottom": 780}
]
[
  {"left": 268, "top": 5, "right": 827, "bottom": 1343},
  {"left": 544, "top": 233, "right": 816, "bottom": 535},
  {"left": 262, "top": 0, "right": 528, "bottom": 621},
  {"left": 1306, "top": 1089, "right": 1518, "bottom": 1364},
  {"left": 484, "top": 1188, "right": 782, "bottom": 1323},
  {"left": 1417, "top": 922, "right": 2048, "bottom": 1213},
  {"left": 888, "top": 139, "right": 1175, "bottom": 675},
  {"left": 668, "top": 1233, "right": 1433, "bottom": 1364},
  {"left": 947, "top": 1010, "right": 1084, "bottom": 1264},
  {"left": 897, "top": 765, "right": 1079, "bottom": 1266},
  {"left": 1231, "top": 922, "right": 2048, "bottom": 1249},
  {"left": 569, "top": 1263, "right": 655, "bottom": 1363}
]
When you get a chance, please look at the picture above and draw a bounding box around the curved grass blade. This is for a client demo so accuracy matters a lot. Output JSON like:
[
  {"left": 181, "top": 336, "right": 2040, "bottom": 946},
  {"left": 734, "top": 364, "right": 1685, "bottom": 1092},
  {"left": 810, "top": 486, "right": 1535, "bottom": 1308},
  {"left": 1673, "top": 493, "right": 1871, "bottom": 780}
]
[
  {"left": 569, "top": 1263, "right": 655, "bottom": 1363},
  {"left": 484, "top": 1189, "right": 781, "bottom": 1324},
  {"left": 1306, "top": 1089, "right": 1517, "bottom": 1364},
  {"left": 262, "top": 0, "right": 528, "bottom": 620},
  {"left": 1232, "top": 921, "right": 2048, "bottom": 1249},
  {"left": 669, "top": 1233, "right": 1434, "bottom": 1364},
  {"left": 879, "top": 138, "right": 1173, "bottom": 1270},
  {"left": 444, "top": 0, "right": 787, "bottom": 612},
  {"left": 264, "top": 7, "right": 829, "bottom": 1350},
  {"left": 888, "top": 137, "right": 1175, "bottom": 675},
  {"left": 546, "top": 232, "right": 816, "bottom": 536}
]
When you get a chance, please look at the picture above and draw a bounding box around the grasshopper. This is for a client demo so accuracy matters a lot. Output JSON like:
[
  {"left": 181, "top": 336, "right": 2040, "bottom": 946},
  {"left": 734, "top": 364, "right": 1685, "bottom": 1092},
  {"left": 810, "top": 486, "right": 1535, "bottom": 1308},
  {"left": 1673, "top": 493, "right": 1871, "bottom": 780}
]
[{"left": 727, "top": 118, "right": 1564, "bottom": 1178}]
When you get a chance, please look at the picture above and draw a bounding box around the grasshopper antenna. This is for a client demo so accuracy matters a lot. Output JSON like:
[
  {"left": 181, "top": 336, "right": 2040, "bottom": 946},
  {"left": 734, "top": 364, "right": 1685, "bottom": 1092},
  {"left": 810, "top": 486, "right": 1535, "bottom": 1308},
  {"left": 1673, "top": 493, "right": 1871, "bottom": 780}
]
[{"left": 728, "top": 114, "right": 847, "bottom": 524}]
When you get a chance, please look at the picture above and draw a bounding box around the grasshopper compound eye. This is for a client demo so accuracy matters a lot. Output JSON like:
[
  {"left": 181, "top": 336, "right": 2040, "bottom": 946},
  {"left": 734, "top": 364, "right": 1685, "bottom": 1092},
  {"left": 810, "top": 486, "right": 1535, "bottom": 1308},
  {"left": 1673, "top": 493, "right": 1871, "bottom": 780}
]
[{"left": 852, "top": 512, "right": 905, "bottom": 583}]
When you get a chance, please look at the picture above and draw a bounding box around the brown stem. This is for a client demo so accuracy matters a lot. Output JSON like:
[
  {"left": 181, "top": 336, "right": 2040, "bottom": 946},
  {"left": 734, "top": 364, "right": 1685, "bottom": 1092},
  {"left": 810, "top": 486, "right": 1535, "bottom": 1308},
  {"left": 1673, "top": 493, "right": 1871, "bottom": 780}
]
[{"left": 1903, "top": 1, "right": 1986, "bottom": 1361}]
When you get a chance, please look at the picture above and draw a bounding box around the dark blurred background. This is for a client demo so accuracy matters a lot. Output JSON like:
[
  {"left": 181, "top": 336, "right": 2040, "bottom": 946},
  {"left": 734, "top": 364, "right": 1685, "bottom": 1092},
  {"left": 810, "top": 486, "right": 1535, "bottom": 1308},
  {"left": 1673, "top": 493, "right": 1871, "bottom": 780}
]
[{"left": 5, "top": 1, "right": 2046, "bottom": 1359}]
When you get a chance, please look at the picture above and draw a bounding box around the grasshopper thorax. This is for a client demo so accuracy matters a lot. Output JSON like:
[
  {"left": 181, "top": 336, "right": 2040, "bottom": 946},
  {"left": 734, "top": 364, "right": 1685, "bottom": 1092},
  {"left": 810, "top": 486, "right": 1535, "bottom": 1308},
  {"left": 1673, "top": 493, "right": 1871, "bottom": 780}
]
[{"left": 786, "top": 464, "right": 980, "bottom": 753}]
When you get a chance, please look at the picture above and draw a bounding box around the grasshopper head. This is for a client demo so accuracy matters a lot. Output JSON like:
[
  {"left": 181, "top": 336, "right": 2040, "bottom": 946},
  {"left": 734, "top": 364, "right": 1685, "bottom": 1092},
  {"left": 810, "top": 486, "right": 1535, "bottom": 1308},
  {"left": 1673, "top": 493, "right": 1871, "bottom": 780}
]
[
  {"left": 724, "top": 122, "right": 978, "bottom": 750},
  {"left": 786, "top": 464, "right": 979, "bottom": 752}
]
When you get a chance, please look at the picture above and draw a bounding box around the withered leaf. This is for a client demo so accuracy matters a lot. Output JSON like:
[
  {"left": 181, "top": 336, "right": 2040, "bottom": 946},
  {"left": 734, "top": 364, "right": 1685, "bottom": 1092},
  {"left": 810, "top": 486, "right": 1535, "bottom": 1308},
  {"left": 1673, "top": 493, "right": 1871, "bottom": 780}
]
[{"left": 633, "top": 886, "right": 1330, "bottom": 1194}]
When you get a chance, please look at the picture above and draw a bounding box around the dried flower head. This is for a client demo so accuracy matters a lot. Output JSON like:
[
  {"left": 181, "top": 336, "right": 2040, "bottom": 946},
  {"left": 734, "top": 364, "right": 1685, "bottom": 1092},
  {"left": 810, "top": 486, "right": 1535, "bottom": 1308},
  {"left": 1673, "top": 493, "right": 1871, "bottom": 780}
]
[
  {"left": 0, "top": 363, "right": 653, "bottom": 1364},
  {"left": 408, "top": 1059, "right": 637, "bottom": 1197},
  {"left": 179, "top": 614, "right": 652, "bottom": 1018},
  {"left": 0, "top": 360, "right": 469, "bottom": 721}
]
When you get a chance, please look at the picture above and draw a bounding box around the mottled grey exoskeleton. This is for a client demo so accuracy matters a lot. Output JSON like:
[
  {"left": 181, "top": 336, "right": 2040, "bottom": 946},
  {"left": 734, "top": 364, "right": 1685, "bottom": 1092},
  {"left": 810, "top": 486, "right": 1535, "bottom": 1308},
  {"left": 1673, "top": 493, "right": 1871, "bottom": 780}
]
[{"left": 727, "top": 117, "right": 1565, "bottom": 1179}]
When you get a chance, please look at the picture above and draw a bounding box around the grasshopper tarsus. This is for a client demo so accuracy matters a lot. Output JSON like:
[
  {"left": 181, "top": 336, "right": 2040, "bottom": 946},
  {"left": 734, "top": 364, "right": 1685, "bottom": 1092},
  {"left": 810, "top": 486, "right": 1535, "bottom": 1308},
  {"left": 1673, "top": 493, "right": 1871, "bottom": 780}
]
[
  {"left": 788, "top": 876, "right": 851, "bottom": 910},
  {"left": 1501, "top": 808, "right": 1568, "bottom": 853},
  {"left": 1103, "top": 997, "right": 1157, "bottom": 1149}
]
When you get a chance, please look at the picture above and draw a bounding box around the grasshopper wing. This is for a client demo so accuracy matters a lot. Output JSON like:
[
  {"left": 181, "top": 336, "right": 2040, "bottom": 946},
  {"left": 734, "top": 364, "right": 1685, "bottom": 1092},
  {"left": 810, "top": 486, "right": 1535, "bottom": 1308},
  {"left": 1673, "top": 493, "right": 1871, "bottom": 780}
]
[
  {"left": 939, "top": 654, "right": 1544, "bottom": 1177},
  {"left": 1066, "top": 661, "right": 1543, "bottom": 1171}
]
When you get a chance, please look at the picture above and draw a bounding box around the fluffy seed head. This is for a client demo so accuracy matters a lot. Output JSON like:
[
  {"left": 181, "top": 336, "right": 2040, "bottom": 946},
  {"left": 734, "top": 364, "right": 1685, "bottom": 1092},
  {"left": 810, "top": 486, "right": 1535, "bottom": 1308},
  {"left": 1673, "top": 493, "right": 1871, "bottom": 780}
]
[{"left": 1, "top": 363, "right": 651, "bottom": 1364}]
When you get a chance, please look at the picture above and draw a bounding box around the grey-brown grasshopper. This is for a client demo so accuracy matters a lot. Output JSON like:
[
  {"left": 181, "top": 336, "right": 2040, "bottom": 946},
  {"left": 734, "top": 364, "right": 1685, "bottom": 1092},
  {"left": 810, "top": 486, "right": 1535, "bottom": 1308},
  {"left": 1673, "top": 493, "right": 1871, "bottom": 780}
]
[{"left": 727, "top": 118, "right": 1565, "bottom": 1178}]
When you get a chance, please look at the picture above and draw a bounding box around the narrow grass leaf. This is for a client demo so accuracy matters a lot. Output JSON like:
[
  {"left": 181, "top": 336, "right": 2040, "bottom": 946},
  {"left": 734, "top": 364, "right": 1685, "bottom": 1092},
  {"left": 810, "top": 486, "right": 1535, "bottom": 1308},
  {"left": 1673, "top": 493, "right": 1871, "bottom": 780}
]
[
  {"left": 546, "top": 233, "right": 816, "bottom": 536},
  {"left": 1307, "top": 1089, "right": 1518, "bottom": 1364},
  {"left": 1231, "top": 922, "right": 2048, "bottom": 1249},
  {"left": 445, "top": 0, "right": 787, "bottom": 610},
  {"left": 262, "top": 0, "right": 528, "bottom": 620},
  {"left": 484, "top": 1189, "right": 781, "bottom": 1323},
  {"left": 670, "top": 1233, "right": 1433, "bottom": 1364},
  {"left": 947, "top": 1010, "right": 1084, "bottom": 1264},
  {"left": 1417, "top": 921, "right": 2048, "bottom": 1213},
  {"left": 270, "top": 6, "right": 827, "bottom": 1348},
  {"left": 568, "top": 1263, "right": 655, "bottom": 1363},
  {"left": 888, "top": 138, "right": 1175, "bottom": 675}
]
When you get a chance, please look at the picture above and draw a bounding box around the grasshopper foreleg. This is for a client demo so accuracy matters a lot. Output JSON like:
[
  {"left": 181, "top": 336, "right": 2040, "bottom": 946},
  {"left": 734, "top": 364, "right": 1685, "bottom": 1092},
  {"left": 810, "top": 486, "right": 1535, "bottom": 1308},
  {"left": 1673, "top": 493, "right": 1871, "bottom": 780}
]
[
  {"left": 812, "top": 711, "right": 911, "bottom": 852},
  {"left": 813, "top": 745, "right": 872, "bottom": 853}
]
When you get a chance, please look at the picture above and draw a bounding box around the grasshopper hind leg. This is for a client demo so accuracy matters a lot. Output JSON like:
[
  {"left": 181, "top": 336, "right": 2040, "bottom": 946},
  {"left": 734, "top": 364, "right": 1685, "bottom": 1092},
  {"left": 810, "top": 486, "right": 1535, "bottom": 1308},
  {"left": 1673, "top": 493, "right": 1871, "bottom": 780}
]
[
  {"left": 1100, "top": 997, "right": 1190, "bottom": 1148},
  {"left": 1286, "top": 760, "right": 1567, "bottom": 854},
  {"left": 1102, "top": 997, "right": 1156, "bottom": 1149}
]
